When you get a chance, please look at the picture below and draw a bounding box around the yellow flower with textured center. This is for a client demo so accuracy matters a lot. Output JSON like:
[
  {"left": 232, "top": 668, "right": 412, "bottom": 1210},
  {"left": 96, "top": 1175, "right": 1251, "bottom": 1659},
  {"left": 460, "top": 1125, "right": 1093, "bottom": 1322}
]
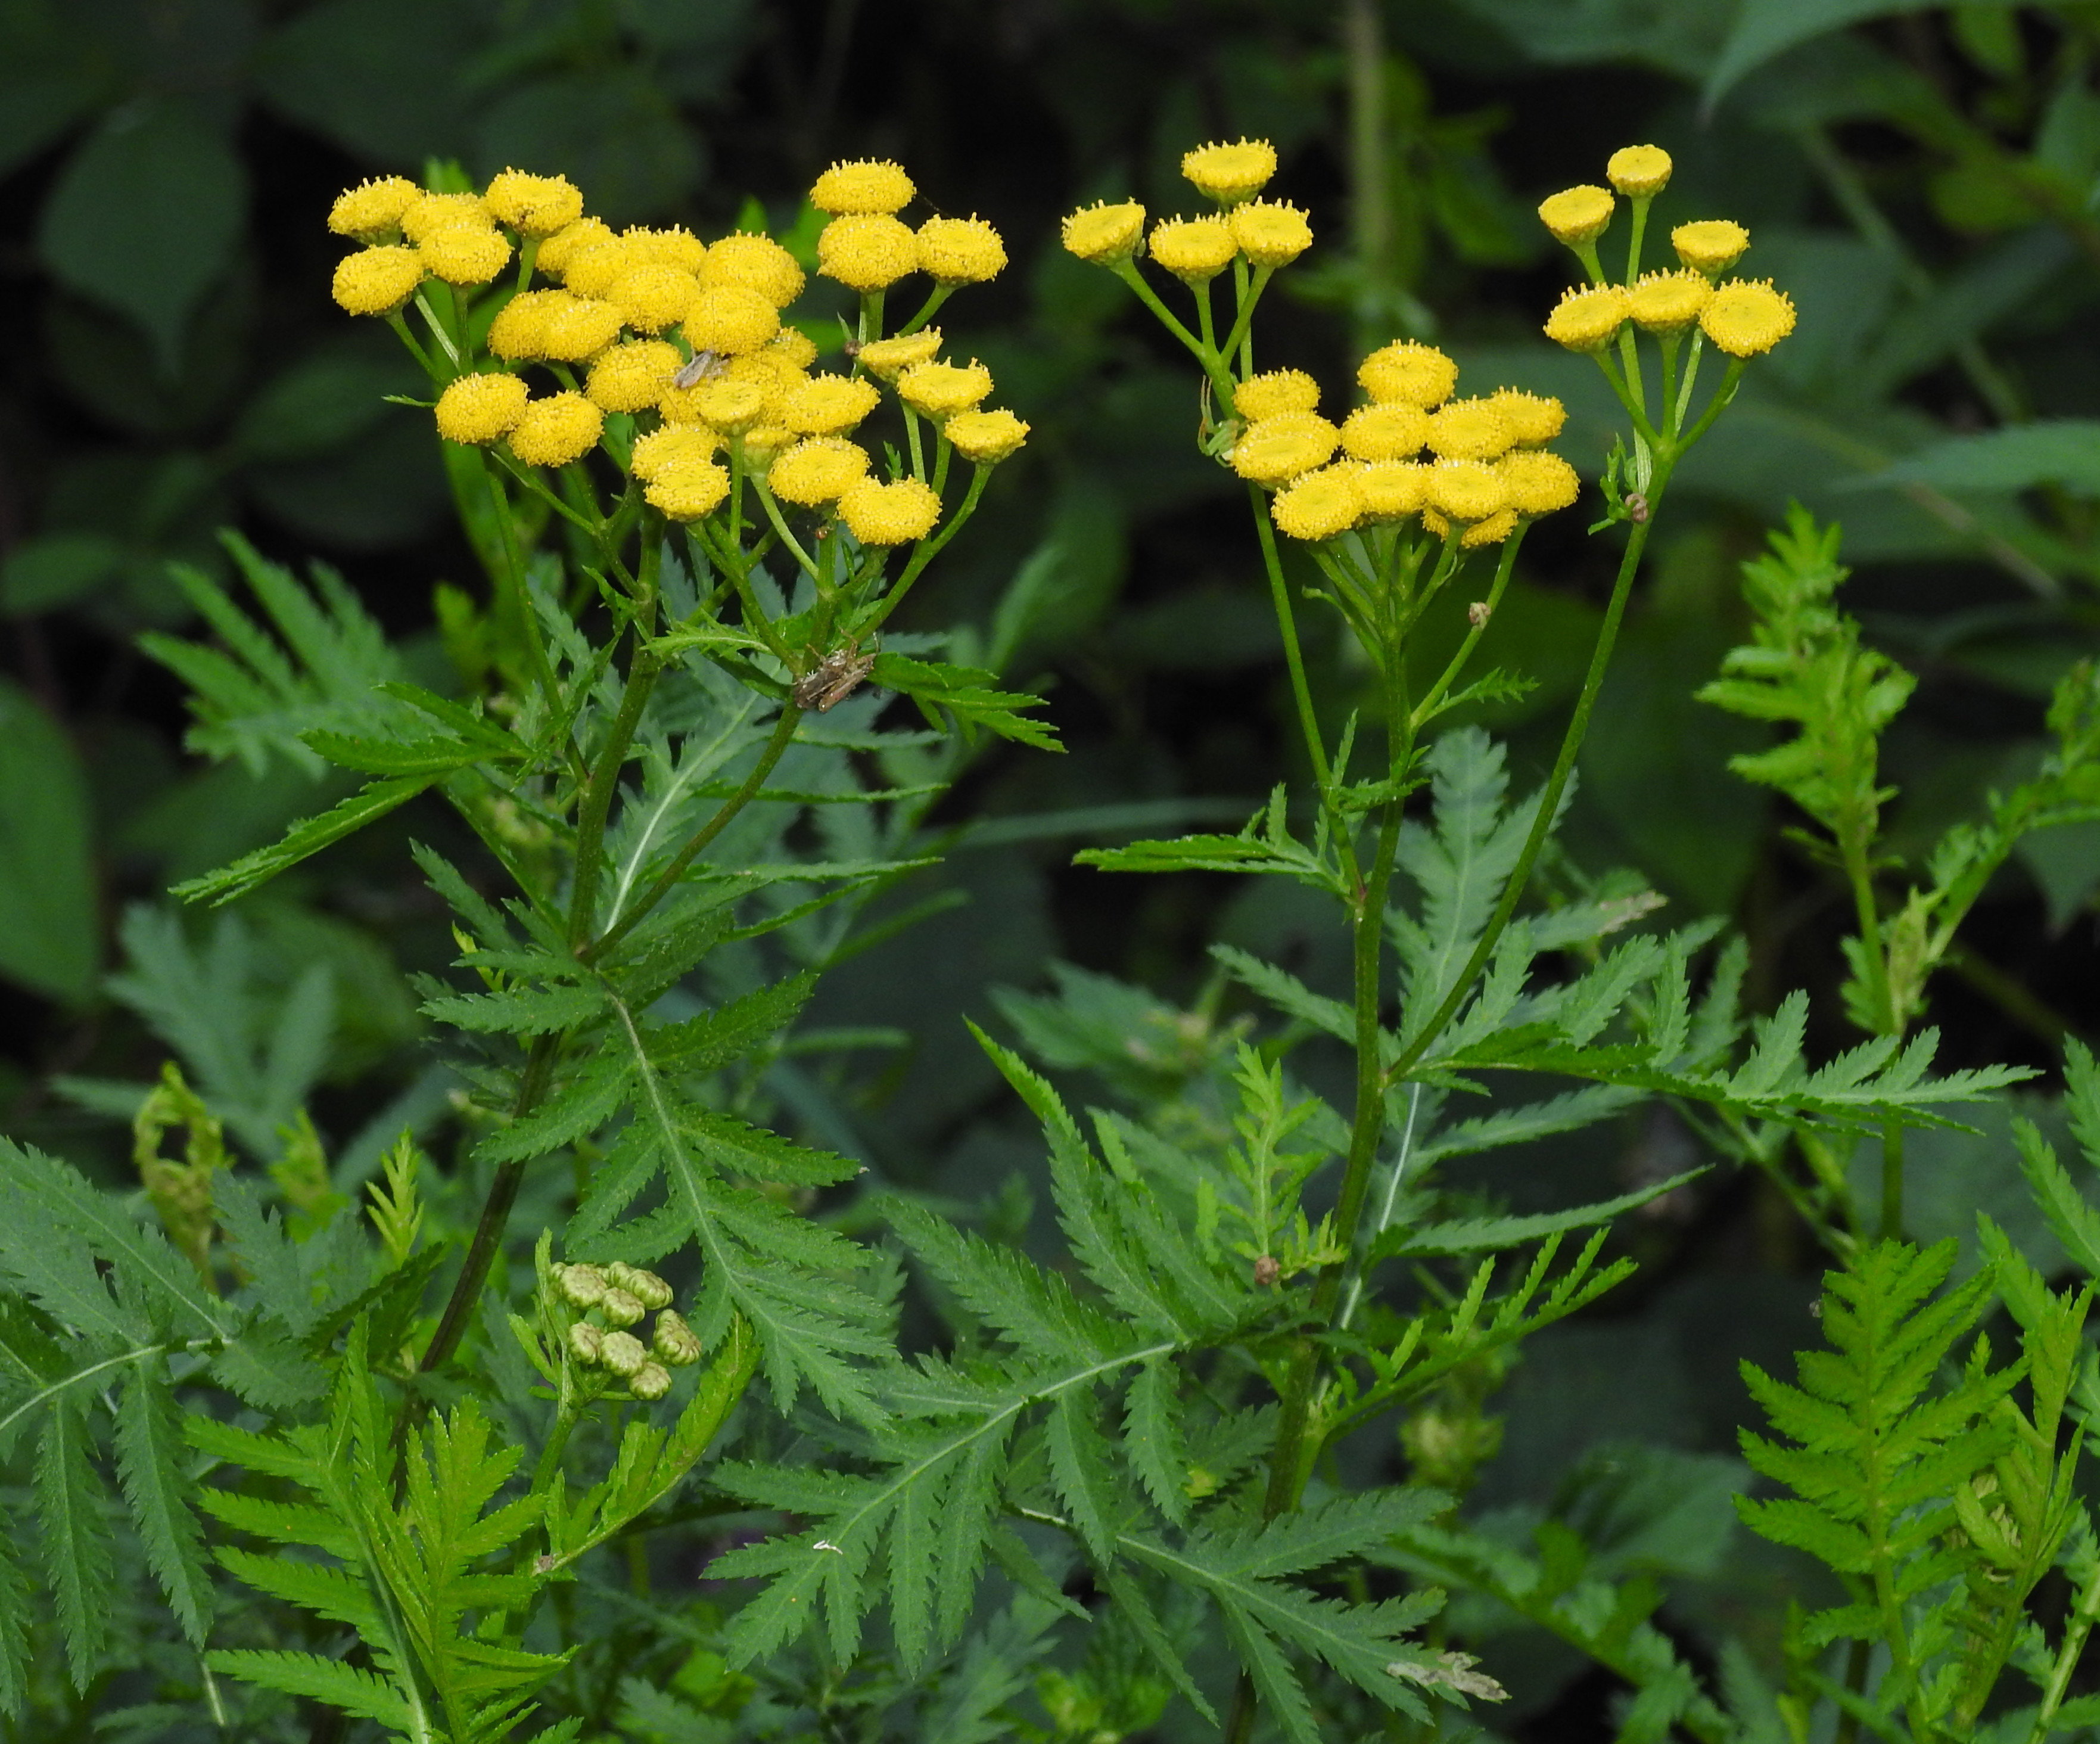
[
  {"left": 509, "top": 391, "right": 603, "bottom": 467},
  {"left": 537, "top": 216, "right": 615, "bottom": 279},
  {"left": 684, "top": 286, "right": 780, "bottom": 356},
  {"left": 898, "top": 358, "right": 994, "bottom": 418},
  {"left": 1606, "top": 145, "right": 1672, "bottom": 198},
  {"left": 944, "top": 408, "right": 1029, "bottom": 464},
  {"left": 1342, "top": 402, "right": 1430, "bottom": 462},
  {"left": 1150, "top": 216, "right": 1239, "bottom": 282},
  {"left": 1544, "top": 283, "right": 1629, "bottom": 353},
  {"left": 1426, "top": 399, "right": 1513, "bottom": 461},
  {"left": 699, "top": 234, "right": 806, "bottom": 307},
  {"left": 1486, "top": 389, "right": 1566, "bottom": 447},
  {"left": 1537, "top": 185, "right": 1614, "bottom": 246},
  {"left": 1234, "top": 370, "right": 1319, "bottom": 421},
  {"left": 540, "top": 299, "right": 627, "bottom": 362},
  {"left": 400, "top": 192, "right": 493, "bottom": 244},
  {"left": 1499, "top": 450, "right": 1581, "bottom": 516},
  {"left": 1182, "top": 138, "right": 1278, "bottom": 205},
  {"left": 1272, "top": 466, "right": 1362, "bottom": 541},
  {"left": 784, "top": 374, "right": 881, "bottom": 436},
  {"left": 688, "top": 378, "right": 768, "bottom": 434},
  {"left": 839, "top": 476, "right": 942, "bottom": 545},
  {"left": 331, "top": 247, "right": 424, "bottom": 315},
  {"left": 564, "top": 239, "right": 637, "bottom": 299},
  {"left": 631, "top": 425, "right": 722, "bottom": 481},
  {"left": 741, "top": 425, "right": 797, "bottom": 461},
  {"left": 917, "top": 216, "right": 1007, "bottom": 285},
  {"left": 1672, "top": 219, "right": 1750, "bottom": 276},
  {"left": 819, "top": 214, "right": 919, "bottom": 291},
  {"left": 729, "top": 352, "right": 810, "bottom": 418},
  {"left": 1427, "top": 459, "right": 1509, "bottom": 521},
  {"left": 1460, "top": 508, "right": 1519, "bottom": 547},
  {"left": 1062, "top": 200, "right": 1146, "bottom": 265},
  {"left": 1230, "top": 199, "right": 1312, "bottom": 268},
  {"left": 1357, "top": 461, "right": 1426, "bottom": 521},
  {"left": 1358, "top": 341, "right": 1458, "bottom": 408},
  {"left": 329, "top": 176, "right": 420, "bottom": 238},
  {"left": 770, "top": 329, "right": 819, "bottom": 369},
  {"left": 621, "top": 226, "right": 708, "bottom": 274},
  {"left": 487, "top": 290, "right": 570, "bottom": 359},
  {"left": 811, "top": 159, "right": 916, "bottom": 216},
  {"left": 645, "top": 459, "right": 730, "bottom": 521},
  {"left": 1229, "top": 413, "right": 1340, "bottom": 486},
  {"left": 607, "top": 265, "right": 701, "bottom": 334},
  {"left": 586, "top": 340, "right": 682, "bottom": 414},
  {"left": 420, "top": 226, "right": 512, "bottom": 285},
  {"left": 1628, "top": 268, "right": 1710, "bottom": 333},
  {"left": 857, "top": 329, "right": 943, "bottom": 379},
  {"left": 769, "top": 438, "right": 872, "bottom": 505},
  {"left": 435, "top": 372, "right": 528, "bottom": 444},
  {"left": 483, "top": 170, "right": 583, "bottom": 235},
  {"left": 1700, "top": 278, "right": 1796, "bottom": 356}
]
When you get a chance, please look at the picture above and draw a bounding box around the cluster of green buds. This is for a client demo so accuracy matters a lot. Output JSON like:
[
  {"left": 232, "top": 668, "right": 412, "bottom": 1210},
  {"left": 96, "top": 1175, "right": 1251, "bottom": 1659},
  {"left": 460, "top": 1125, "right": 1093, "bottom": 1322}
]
[{"left": 552, "top": 1260, "right": 703, "bottom": 1401}]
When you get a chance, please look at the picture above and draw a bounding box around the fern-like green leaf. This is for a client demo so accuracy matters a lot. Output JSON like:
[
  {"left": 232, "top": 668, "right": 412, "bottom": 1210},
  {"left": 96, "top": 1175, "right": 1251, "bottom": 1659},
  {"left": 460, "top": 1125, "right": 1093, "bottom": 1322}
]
[
  {"left": 37, "top": 1394, "right": 115, "bottom": 1692},
  {"left": 112, "top": 1363, "right": 212, "bottom": 1646},
  {"left": 205, "top": 1649, "right": 413, "bottom": 1730}
]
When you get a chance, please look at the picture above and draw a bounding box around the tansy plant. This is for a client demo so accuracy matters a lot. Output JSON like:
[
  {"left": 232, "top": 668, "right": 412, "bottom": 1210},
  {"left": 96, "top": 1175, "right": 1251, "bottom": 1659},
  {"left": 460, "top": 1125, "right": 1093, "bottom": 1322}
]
[{"left": 0, "top": 139, "right": 2095, "bottom": 1744}]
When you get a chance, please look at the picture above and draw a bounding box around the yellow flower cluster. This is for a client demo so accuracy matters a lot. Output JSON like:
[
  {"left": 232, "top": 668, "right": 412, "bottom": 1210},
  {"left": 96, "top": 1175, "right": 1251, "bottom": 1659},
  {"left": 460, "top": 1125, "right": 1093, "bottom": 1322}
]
[{"left": 1060, "top": 138, "right": 1312, "bottom": 281}]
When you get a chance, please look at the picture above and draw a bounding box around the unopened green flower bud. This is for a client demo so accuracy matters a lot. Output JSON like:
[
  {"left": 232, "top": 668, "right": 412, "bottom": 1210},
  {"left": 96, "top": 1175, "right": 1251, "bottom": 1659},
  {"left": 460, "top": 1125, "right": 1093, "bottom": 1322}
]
[
  {"left": 600, "top": 1329, "right": 648, "bottom": 1376},
  {"left": 606, "top": 1261, "right": 674, "bottom": 1310},
  {"left": 567, "top": 1322, "right": 604, "bottom": 1365},
  {"left": 653, "top": 1309, "right": 702, "bottom": 1366},
  {"left": 601, "top": 1287, "right": 645, "bottom": 1328},
  {"left": 630, "top": 1361, "right": 672, "bottom": 1400},
  {"left": 555, "top": 1263, "right": 607, "bottom": 1308}
]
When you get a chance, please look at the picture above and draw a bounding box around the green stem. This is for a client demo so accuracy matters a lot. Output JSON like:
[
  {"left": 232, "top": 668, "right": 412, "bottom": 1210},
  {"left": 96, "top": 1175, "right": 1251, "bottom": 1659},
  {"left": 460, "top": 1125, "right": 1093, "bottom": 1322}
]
[
  {"left": 752, "top": 478, "right": 822, "bottom": 580},
  {"left": 904, "top": 405, "right": 928, "bottom": 482},
  {"left": 385, "top": 310, "right": 439, "bottom": 377},
  {"left": 1410, "top": 526, "right": 1526, "bottom": 732},
  {"left": 1113, "top": 262, "right": 1233, "bottom": 402},
  {"left": 1672, "top": 330, "right": 1706, "bottom": 435},
  {"left": 1625, "top": 192, "right": 1651, "bottom": 285},
  {"left": 861, "top": 467, "right": 991, "bottom": 635},
  {"left": 491, "top": 450, "right": 603, "bottom": 538},
  {"left": 475, "top": 455, "right": 568, "bottom": 733},
  {"left": 2028, "top": 1551, "right": 2100, "bottom": 1744},
  {"left": 566, "top": 645, "right": 661, "bottom": 950},
  {"left": 1217, "top": 264, "right": 1276, "bottom": 375},
  {"left": 896, "top": 284, "right": 952, "bottom": 336}
]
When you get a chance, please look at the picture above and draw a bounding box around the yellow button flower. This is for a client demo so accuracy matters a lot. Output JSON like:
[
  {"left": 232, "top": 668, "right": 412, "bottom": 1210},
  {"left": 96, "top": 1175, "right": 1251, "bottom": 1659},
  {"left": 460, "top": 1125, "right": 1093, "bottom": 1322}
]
[
  {"left": 742, "top": 425, "right": 797, "bottom": 462},
  {"left": 1426, "top": 399, "right": 1514, "bottom": 461},
  {"left": 540, "top": 298, "right": 627, "bottom": 361},
  {"left": 331, "top": 246, "right": 424, "bottom": 315},
  {"left": 537, "top": 216, "right": 615, "bottom": 279},
  {"left": 1230, "top": 198, "right": 1312, "bottom": 268},
  {"left": 684, "top": 286, "right": 781, "bottom": 356},
  {"left": 563, "top": 238, "right": 636, "bottom": 299},
  {"left": 631, "top": 424, "right": 722, "bottom": 481},
  {"left": 699, "top": 233, "right": 806, "bottom": 307},
  {"left": 1342, "top": 402, "right": 1430, "bottom": 462},
  {"left": 917, "top": 216, "right": 1007, "bottom": 285},
  {"left": 769, "top": 328, "right": 819, "bottom": 369},
  {"left": 1461, "top": 508, "right": 1519, "bottom": 547},
  {"left": 728, "top": 350, "right": 810, "bottom": 418},
  {"left": 645, "top": 458, "right": 731, "bottom": 521},
  {"left": 419, "top": 225, "right": 512, "bottom": 285},
  {"left": 1672, "top": 219, "right": 1750, "bottom": 276},
  {"left": 607, "top": 265, "right": 701, "bottom": 334},
  {"left": 810, "top": 159, "right": 916, "bottom": 216},
  {"left": 1544, "top": 283, "right": 1629, "bottom": 353},
  {"left": 839, "top": 476, "right": 942, "bottom": 544},
  {"left": 483, "top": 169, "right": 584, "bottom": 235},
  {"left": 1699, "top": 278, "right": 1796, "bottom": 356},
  {"left": 1485, "top": 389, "right": 1566, "bottom": 447},
  {"left": 487, "top": 289, "right": 570, "bottom": 359},
  {"left": 1062, "top": 200, "right": 1146, "bottom": 266},
  {"left": 1499, "top": 450, "right": 1581, "bottom": 516},
  {"left": 769, "top": 438, "right": 872, "bottom": 505},
  {"left": 857, "top": 329, "right": 943, "bottom": 379},
  {"left": 898, "top": 358, "right": 994, "bottom": 418},
  {"left": 399, "top": 192, "right": 493, "bottom": 244},
  {"left": 1427, "top": 459, "right": 1509, "bottom": 522},
  {"left": 1606, "top": 145, "right": 1672, "bottom": 198},
  {"left": 1357, "top": 341, "right": 1458, "bottom": 408},
  {"left": 586, "top": 340, "right": 682, "bottom": 414},
  {"left": 1233, "top": 369, "right": 1320, "bottom": 421},
  {"left": 328, "top": 176, "right": 420, "bottom": 238},
  {"left": 1150, "top": 215, "right": 1239, "bottom": 282},
  {"left": 1357, "top": 461, "right": 1426, "bottom": 521},
  {"left": 509, "top": 391, "right": 603, "bottom": 467},
  {"left": 1628, "top": 268, "right": 1711, "bottom": 333},
  {"left": 944, "top": 408, "right": 1030, "bottom": 464},
  {"left": 1228, "top": 412, "right": 1340, "bottom": 486},
  {"left": 1272, "top": 465, "right": 1362, "bottom": 541},
  {"left": 1182, "top": 138, "right": 1278, "bottom": 205},
  {"left": 621, "top": 226, "right": 708, "bottom": 274},
  {"left": 687, "top": 378, "right": 768, "bottom": 435},
  {"left": 818, "top": 214, "right": 919, "bottom": 291},
  {"left": 1537, "top": 185, "right": 1614, "bottom": 247},
  {"left": 784, "top": 373, "right": 881, "bottom": 436},
  {"left": 434, "top": 372, "right": 528, "bottom": 444}
]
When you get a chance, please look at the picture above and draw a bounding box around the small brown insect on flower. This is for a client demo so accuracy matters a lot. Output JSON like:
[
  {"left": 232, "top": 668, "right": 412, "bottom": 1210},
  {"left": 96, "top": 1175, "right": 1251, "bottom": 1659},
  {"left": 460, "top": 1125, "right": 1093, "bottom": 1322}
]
[
  {"left": 671, "top": 349, "right": 728, "bottom": 388},
  {"left": 1253, "top": 1255, "right": 1280, "bottom": 1288},
  {"left": 791, "top": 640, "right": 877, "bottom": 712},
  {"left": 1466, "top": 600, "right": 1492, "bottom": 628}
]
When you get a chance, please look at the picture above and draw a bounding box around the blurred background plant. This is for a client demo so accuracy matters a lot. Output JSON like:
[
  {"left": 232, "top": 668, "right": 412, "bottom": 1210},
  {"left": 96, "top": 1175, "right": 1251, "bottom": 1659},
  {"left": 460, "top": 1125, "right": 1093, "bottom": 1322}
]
[{"left": 7, "top": 0, "right": 2100, "bottom": 1735}]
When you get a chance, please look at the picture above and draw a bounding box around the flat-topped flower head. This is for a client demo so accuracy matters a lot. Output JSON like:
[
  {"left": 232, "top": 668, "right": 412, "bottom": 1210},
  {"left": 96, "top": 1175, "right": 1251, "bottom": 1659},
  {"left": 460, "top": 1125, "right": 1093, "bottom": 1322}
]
[
  {"left": 1426, "top": 398, "right": 1513, "bottom": 462},
  {"left": 687, "top": 377, "right": 767, "bottom": 434},
  {"left": 586, "top": 340, "right": 682, "bottom": 413},
  {"left": 699, "top": 233, "right": 805, "bottom": 306},
  {"left": 399, "top": 192, "right": 493, "bottom": 244},
  {"left": 1358, "top": 341, "right": 1458, "bottom": 408},
  {"left": 1699, "top": 278, "right": 1796, "bottom": 356},
  {"left": 645, "top": 458, "right": 730, "bottom": 520},
  {"left": 1183, "top": 138, "right": 1278, "bottom": 205},
  {"left": 536, "top": 216, "right": 615, "bottom": 278},
  {"left": 1150, "top": 216, "right": 1239, "bottom": 282},
  {"left": 421, "top": 225, "right": 512, "bottom": 285},
  {"left": 509, "top": 391, "right": 602, "bottom": 467},
  {"left": 839, "top": 476, "right": 942, "bottom": 545},
  {"left": 487, "top": 289, "right": 571, "bottom": 359},
  {"left": 684, "top": 286, "right": 780, "bottom": 356},
  {"left": 562, "top": 238, "right": 636, "bottom": 299},
  {"left": 331, "top": 247, "right": 424, "bottom": 315},
  {"left": 621, "top": 226, "right": 707, "bottom": 274},
  {"left": 1229, "top": 412, "right": 1339, "bottom": 486},
  {"left": 1357, "top": 461, "right": 1426, "bottom": 521},
  {"left": 917, "top": 216, "right": 1006, "bottom": 285},
  {"left": 483, "top": 169, "right": 583, "bottom": 235},
  {"left": 819, "top": 214, "right": 919, "bottom": 291},
  {"left": 1234, "top": 370, "right": 1320, "bottom": 421},
  {"left": 1230, "top": 198, "right": 1312, "bottom": 268},
  {"left": 1544, "top": 283, "right": 1629, "bottom": 353},
  {"left": 329, "top": 176, "right": 420, "bottom": 238},
  {"left": 741, "top": 425, "right": 797, "bottom": 462},
  {"left": 1499, "top": 449, "right": 1581, "bottom": 516},
  {"left": 898, "top": 357, "right": 994, "bottom": 418},
  {"left": 1062, "top": 200, "right": 1146, "bottom": 266},
  {"left": 857, "top": 329, "right": 942, "bottom": 379},
  {"left": 811, "top": 158, "right": 916, "bottom": 216},
  {"left": 606, "top": 264, "right": 701, "bottom": 334},
  {"left": 1673, "top": 219, "right": 1750, "bottom": 276},
  {"left": 1629, "top": 268, "right": 1711, "bottom": 334},
  {"left": 1272, "top": 465, "right": 1362, "bottom": 540},
  {"left": 769, "top": 438, "right": 872, "bottom": 505},
  {"left": 1485, "top": 388, "right": 1566, "bottom": 447},
  {"left": 1426, "top": 458, "right": 1510, "bottom": 523},
  {"left": 1538, "top": 185, "right": 1614, "bottom": 247},
  {"left": 1606, "top": 144, "right": 1672, "bottom": 198},
  {"left": 944, "top": 408, "right": 1029, "bottom": 464},
  {"left": 1460, "top": 507, "right": 1519, "bottom": 547},
  {"left": 630, "top": 424, "right": 721, "bottom": 480},
  {"left": 1342, "top": 402, "right": 1430, "bottom": 462},
  {"left": 784, "top": 373, "right": 881, "bottom": 436},
  {"left": 724, "top": 350, "right": 808, "bottom": 421},
  {"left": 769, "top": 328, "right": 819, "bottom": 369},
  {"left": 435, "top": 372, "right": 528, "bottom": 444},
  {"left": 540, "top": 298, "right": 626, "bottom": 362}
]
